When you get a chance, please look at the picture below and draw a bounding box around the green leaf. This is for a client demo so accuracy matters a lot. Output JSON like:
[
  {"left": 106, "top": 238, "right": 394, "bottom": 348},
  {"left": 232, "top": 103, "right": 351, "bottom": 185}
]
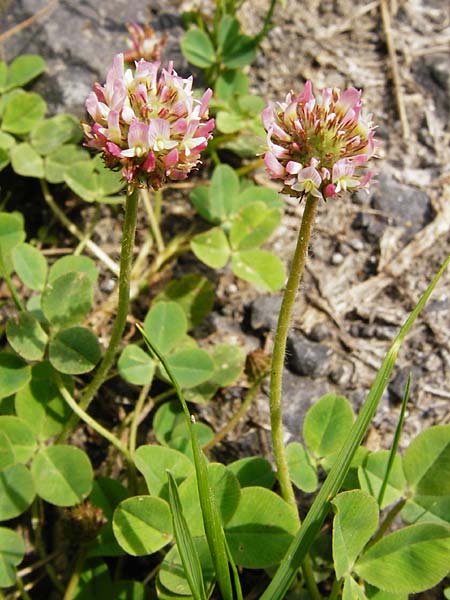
[
  {"left": 237, "top": 94, "right": 266, "bottom": 115},
  {"left": 403, "top": 424, "right": 450, "bottom": 496},
  {"left": 156, "top": 274, "right": 214, "bottom": 329},
  {"left": 153, "top": 401, "right": 185, "bottom": 446},
  {"left": 143, "top": 301, "right": 188, "bottom": 355},
  {"left": 179, "top": 463, "right": 241, "bottom": 537},
  {"left": 159, "top": 537, "right": 214, "bottom": 598},
  {"left": 0, "top": 353, "right": 31, "bottom": 400},
  {"left": 48, "top": 254, "right": 98, "bottom": 285},
  {"left": 31, "top": 113, "right": 81, "bottom": 155},
  {"left": 237, "top": 185, "right": 284, "bottom": 211},
  {"left": 208, "top": 343, "right": 244, "bottom": 387},
  {"left": 12, "top": 242, "right": 48, "bottom": 290},
  {"left": 0, "top": 416, "right": 36, "bottom": 463},
  {"left": 113, "top": 496, "right": 173, "bottom": 556},
  {"left": 49, "top": 326, "right": 101, "bottom": 374},
  {"left": 169, "top": 422, "right": 214, "bottom": 460},
  {"left": 72, "top": 559, "right": 114, "bottom": 598},
  {"left": 10, "top": 142, "right": 45, "bottom": 178},
  {"left": 221, "top": 34, "right": 257, "bottom": 69},
  {"left": 358, "top": 451, "right": 406, "bottom": 509},
  {"left": 230, "top": 201, "right": 281, "bottom": 250},
  {"left": 167, "top": 472, "right": 208, "bottom": 600},
  {"left": 216, "top": 110, "right": 245, "bottom": 134},
  {"left": 215, "top": 70, "right": 249, "bottom": 102},
  {"left": 88, "top": 477, "right": 128, "bottom": 558},
  {"left": 44, "top": 144, "right": 89, "bottom": 184},
  {"left": 365, "top": 586, "right": 407, "bottom": 599},
  {"left": 209, "top": 164, "right": 240, "bottom": 220},
  {"left": 115, "top": 580, "right": 146, "bottom": 600},
  {"left": 31, "top": 445, "right": 93, "bottom": 506},
  {"left": 118, "top": 344, "right": 154, "bottom": 386},
  {"left": 354, "top": 523, "right": 450, "bottom": 594},
  {"left": 6, "top": 312, "right": 48, "bottom": 361},
  {"left": 14, "top": 362, "right": 73, "bottom": 440},
  {"left": 190, "top": 185, "right": 216, "bottom": 223},
  {"left": 0, "top": 148, "right": 9, "bottom": 171},
  {"left": 0, "top": 431, "right": 15, "bottom": 470},
  {"left": 401, "top": 494, "right": 450, "bottom": 526},
  {"left": 0, "top": 212, "right": 25, "bottom": 274},
  {"left": 217, "top": 15, "right": 240, "bottom": 52},
  {"left": 191, "top": 227, "right": 231, "bottom": 269},
  {"left": 228, "top": 457, "right": 276, "bottom": 489},
  {"left": 286, "top": 442, "right": 318, "bottom": 493},
  {"left": 0, "top": 130, "right": 16, "bottom": 150},
  {"left": 231, "top": 249, "right": 285, "bottom": 291},
  {"left": 167, "top": 348, "right": 215, "bottom": 389},
  {"left": 0, "top": 527, "right": 25, "bottom": 587},
  {"left": 2, "top": 92, "right": 46, "bottom": 134},
  {"left": 65, "top": 158, "right": 124, "bottom": 203},
  {"left": 134, "top": 445, "right": 194, "bottom": 500},
  {"left": 0, "top": 463, "right": 35, "bottom": 520},
  {"left": 342, "top": 576, "right": 369, "bottom": 600},
  {"left": 303, "top": 393, "right": 354, "bottom": 458},
  {"left": 331, "top": 490, "right": 379, "bottom": 579},
  {"left": 5, "top": 55, "right": 45, "bottom": 90},
  {"left": 181, "top": 28, "right": 216, "bottom": 68},
  {"left": 42, "top": 271, "right": 93, "bottom": 327},
  {"left": 225, "top": 487, "right": 298, "bottom": 568},
  {"left": 0, "top": 62, "right": 7, "bottom": 91}
]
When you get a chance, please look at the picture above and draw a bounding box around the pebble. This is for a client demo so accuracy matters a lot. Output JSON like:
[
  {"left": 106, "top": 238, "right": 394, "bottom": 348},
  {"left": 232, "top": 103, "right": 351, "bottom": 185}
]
[{"left": 287, "top": 334, "right": 333, "bottom": 378}]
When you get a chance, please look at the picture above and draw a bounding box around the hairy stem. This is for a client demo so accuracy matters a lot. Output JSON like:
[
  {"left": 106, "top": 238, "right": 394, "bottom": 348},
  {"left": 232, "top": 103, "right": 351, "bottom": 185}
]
[
  {"left": 269, "top": 194, "right": 321, "bottom": 600},
  {"left": 270, "top": 194, "right": 319, "bottom": 508}
]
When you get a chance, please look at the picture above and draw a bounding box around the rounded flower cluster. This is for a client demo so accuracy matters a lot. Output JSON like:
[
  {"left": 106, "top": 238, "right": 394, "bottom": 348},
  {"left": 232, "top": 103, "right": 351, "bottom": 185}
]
[
  {"left": 83, "top": 54, "right": 214, "bottom": 190},
  {"left": 262, "top": 81, "right": 376, "bottom": 200}
]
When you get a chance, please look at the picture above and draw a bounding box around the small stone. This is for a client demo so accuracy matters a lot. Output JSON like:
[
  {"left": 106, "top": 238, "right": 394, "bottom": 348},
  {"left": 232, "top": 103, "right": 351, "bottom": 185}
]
[
  {"left": 309, "top": 322, "right": 331, "bottom": 342},
  {"left": 329, "top": 363, "right": 352, "bottom": 386},
  {"left": 287, "top": 334, "right": 333, "bottom": 378},
  {"left": 349, "top": 238, "right": 364, "bottom": 252},
  {"left": 331, "top": 252, "right": 344, "bottom": 265},
  {"left": 249, "top": 295, "right": 283, "bottom": 333},
  {"left": 388, "top": 367, "right": 420, "bottom": 405}
]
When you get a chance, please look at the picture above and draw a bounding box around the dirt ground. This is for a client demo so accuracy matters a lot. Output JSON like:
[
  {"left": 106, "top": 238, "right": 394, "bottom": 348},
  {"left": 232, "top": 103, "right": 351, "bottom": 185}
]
[{"left": 0, "top": 0, "right": 449, "bottom": 597}]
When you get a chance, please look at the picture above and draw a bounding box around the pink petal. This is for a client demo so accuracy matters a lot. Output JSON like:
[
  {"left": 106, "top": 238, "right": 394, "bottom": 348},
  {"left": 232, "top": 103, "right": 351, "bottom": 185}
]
[{"left": 264, "top": 151, "right": 285, "bottom": 178}]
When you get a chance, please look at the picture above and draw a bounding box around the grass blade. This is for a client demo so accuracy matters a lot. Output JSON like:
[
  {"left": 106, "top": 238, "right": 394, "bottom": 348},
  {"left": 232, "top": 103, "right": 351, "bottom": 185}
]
[
  {"left": 261, "top": 254, "right": 450, "bottom": 600},
  {"left": 377, "top": 373, "right": 410, "bottom": 507},
  {"left": 167, "top": 471, "right": 208, "bottom": 600},
  {"left": 138, "top": 325, "right": 234, "bottom": 600}
]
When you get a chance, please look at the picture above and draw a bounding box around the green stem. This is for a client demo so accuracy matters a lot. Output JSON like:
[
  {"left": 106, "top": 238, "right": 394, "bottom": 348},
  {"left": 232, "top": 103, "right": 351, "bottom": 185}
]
[
  {"left": 15, "top": 575, "right": 32, "bottom": 600},
  {"left": 59, "top": 186, "right": 140, "bottom": 439},
  {"left": 328, "top": 578, "right": 341, "bottom": 600},
  {"left": 63, "top": 547, "right": 87, "bottom": 600},
  {"left": 369, "top": 497, "right": 407, "bottom": 548},
  {"left": 57, "top": 377, "right": 134, "bottom": 469},
  {"left": 1, "top": 265, "right": 24, "bottom": 311},
  {"left": 269, "top": 195, "right": 321, "bottom": 600},
  {"left": 270, "top": 194, "right": 319, "bottom": 509},
  {"left": 203, "top": 376, "right": 266, "bottom": 452},
  {"left": 30, "top": 499, "right": 64, "bottom": 593},
  {"left": 129, "top": 382, "right": 152, "bottom": 455}
]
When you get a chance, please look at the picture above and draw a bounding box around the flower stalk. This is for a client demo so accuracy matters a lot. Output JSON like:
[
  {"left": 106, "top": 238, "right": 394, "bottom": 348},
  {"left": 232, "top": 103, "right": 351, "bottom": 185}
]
[{"left": 270, "top": 194, "right": 319, "bottom": 508}]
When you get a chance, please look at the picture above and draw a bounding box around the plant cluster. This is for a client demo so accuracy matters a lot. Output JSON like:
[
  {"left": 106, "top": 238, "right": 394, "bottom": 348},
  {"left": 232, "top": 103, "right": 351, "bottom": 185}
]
[{"left": 0, "top": 2, "right": 449, "bottom": 600}]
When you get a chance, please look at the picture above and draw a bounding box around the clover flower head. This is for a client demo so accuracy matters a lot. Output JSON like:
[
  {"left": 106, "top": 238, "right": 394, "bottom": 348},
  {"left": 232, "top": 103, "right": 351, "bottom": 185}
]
[
  {"left": 262, "top": 81, "right": 376, "bottom": 200},
  {"left": 83, "top": 53, "right": 214, "bottom": 190},
  {"left": 124, "top": 22, "right": 168, "bottom": 64}
]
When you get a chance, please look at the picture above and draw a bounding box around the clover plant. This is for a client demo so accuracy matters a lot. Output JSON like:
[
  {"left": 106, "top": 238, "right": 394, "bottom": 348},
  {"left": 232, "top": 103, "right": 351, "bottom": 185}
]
[{"left": 0, "top": 4, "right": 448, "bottom": 600}]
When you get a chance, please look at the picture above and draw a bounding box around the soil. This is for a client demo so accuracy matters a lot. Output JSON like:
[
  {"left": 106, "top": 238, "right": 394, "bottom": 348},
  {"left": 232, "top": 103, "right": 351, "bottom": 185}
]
[{"left": 1, "top": 0, "right": 449, "bottom": 598}]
